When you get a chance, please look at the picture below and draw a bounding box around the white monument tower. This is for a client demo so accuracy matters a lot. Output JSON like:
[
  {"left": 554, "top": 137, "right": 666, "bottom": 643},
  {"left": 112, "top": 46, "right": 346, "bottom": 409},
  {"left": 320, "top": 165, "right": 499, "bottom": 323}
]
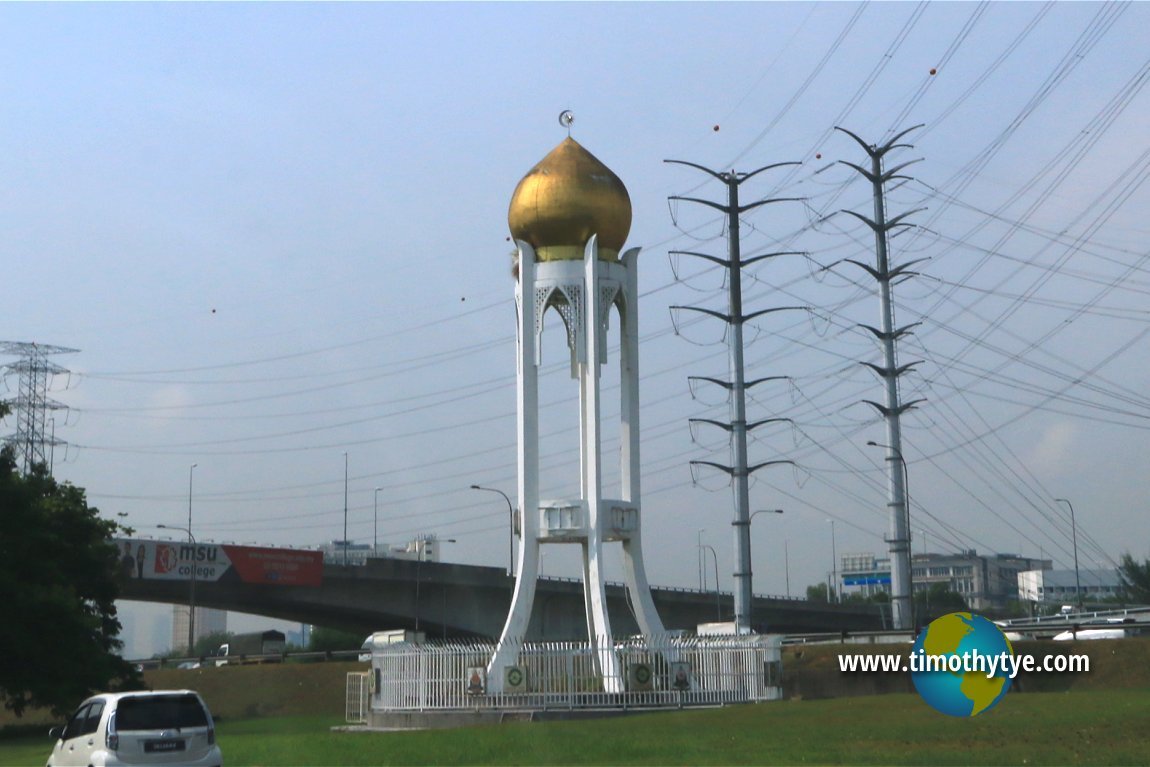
[{"left": 486, "top": 127, "right": 668, "bottom": 692}]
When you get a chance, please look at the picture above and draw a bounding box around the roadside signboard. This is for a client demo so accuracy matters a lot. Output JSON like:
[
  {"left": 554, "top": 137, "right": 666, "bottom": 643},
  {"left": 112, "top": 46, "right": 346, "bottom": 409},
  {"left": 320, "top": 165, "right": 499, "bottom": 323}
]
[{"left": 114, "top": 538, "right": 324, "bottom": 587}]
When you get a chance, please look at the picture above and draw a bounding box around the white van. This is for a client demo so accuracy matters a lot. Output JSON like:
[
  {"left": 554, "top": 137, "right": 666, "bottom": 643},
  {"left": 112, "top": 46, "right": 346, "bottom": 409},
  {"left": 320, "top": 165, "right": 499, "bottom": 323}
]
[{"left": 46, "top": 690, "right": 222, "bottom": 767}]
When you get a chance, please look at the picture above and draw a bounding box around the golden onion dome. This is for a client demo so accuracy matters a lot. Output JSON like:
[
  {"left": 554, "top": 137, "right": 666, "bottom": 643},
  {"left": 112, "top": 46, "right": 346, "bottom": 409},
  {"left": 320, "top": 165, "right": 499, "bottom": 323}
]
[{"left": 508, "top": 137, "right": 632, "bottom": 262}]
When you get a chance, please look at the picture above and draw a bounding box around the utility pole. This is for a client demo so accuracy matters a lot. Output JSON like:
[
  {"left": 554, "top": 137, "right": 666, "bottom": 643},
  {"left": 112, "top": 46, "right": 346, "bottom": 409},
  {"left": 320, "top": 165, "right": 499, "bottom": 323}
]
[
  {"left": 665, "top": 158, "right": 803, "bottom": 634},
  {"left": 836, "top": 125, "right": 926, "bottom": 631},
  {"left": 342, "top": 452, "right": 349, "bottom": 566},
  {"left": 0, "top": 342, "right": 77, "bottom": 475}
]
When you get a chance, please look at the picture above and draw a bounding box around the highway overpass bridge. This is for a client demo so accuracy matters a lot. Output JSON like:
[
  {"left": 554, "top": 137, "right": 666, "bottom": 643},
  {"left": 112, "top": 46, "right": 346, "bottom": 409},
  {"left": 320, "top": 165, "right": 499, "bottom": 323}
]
[{"left": 120, "top": 555, "right": 884, "bottom": 639}]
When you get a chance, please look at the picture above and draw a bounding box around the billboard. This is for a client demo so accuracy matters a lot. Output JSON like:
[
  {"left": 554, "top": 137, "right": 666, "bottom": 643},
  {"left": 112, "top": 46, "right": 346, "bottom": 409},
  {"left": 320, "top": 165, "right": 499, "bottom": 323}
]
[
  {"left": 228, "top": 545, "right": 324, "bottom": 586},
  {"left": 114, "top": 538, "right": 323, "bottom": 587},
  {"left": 842, "top": 574, "right": 891, "bottom": 586}
]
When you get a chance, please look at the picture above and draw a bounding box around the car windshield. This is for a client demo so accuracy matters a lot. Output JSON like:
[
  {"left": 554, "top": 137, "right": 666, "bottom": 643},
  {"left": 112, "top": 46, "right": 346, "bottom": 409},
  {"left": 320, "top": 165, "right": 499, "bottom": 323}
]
[{"left": 115, "top": 695, "right": 208, "bottom": 730}]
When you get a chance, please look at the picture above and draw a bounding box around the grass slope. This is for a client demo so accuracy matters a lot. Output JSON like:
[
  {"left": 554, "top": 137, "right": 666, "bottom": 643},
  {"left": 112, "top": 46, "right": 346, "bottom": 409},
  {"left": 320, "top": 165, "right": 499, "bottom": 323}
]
[
  {"left": 5, "top": 641, "right": 1150, "bottom": 765},
  {"left": 4, "top": 690, "right": 1148, "bottom": 766}
]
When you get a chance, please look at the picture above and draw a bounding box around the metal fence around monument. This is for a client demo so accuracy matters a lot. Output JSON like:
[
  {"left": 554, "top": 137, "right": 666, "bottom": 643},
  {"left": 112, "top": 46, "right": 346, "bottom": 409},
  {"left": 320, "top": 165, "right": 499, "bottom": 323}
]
[{"left": 366, "top": 634, "right": 781, "bottom": 713}]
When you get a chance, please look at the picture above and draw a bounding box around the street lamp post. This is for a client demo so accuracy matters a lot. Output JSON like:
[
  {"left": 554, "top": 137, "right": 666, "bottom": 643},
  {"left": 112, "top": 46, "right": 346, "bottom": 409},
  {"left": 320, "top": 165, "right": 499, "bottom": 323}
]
[
  {"left": 867, "top": 440, "right": 913, "bottom": 627},
  {"left": 784, "top": 540, "right": 791, "bottom": 598},
  {"left": 158, "top": 522, "right": 197, "bottom": 655},
  {"left": 469, "top": 485, "right": 515, "bottom": 576},
  {"left": 697, "top": 528, "right": 706, "bottom": 591},
  {"left": 828, "top": 519, "right": 838, "bottom": 604},
  {"left": 1055, "top": 498, "right": 1083, "bottom": 610},
  {"left": 414, "top": 538, "right": 456, "bottom": 633},
  {"left": 181, "top": 462, "right": 198, "bottom": 654},
  {"left": 187, "top": 463, "right": 197, "bottom": 538},
  {"left": 342, "top": 453, "right": 349, "bottom": 566},
  {"left": 748, "top": 508, "right": 784, "bottom": 622},
  {"left": 699, "top": 543, "right": 721, "bottom": 620},
  {"left": 373, "top": 487, "right": 382, "bottom": 557}
]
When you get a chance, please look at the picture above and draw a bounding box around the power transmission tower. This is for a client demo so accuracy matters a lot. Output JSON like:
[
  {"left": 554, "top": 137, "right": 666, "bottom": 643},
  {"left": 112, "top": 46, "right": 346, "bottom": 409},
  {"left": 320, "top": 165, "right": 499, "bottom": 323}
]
[
  {"left": 1, "top": 341, "right": 78, "bottom": 475},
  {"left": 664, "top": 158, "right": 804, "bottom": 634},
  {"left": 836, "top": 125, "right": 926, "bottom": 631}
]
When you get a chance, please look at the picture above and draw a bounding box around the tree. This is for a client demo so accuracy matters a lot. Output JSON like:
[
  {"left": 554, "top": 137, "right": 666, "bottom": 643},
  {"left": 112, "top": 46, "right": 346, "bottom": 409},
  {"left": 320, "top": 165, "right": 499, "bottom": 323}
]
[
  {"left": 193, "top": 630, "right": 234, "bottom": 659},
  {"left": 308, "top": 626, "right": 364, "bottom": 653},
  {"left": 154, "top": 630, "right": 234, "bottom": 661},
  {"left": 842, "top": 590, "right": 889, "bottom": 605},
  {"left": 1117, "top": 553, "right": 1150, "bottom": 603},
  {"left": 0, "top": 445, "right": 141, "bottom": 715},
  {"left": 805, "top": 582, "right": 836, "bottom": 603},
  {"left": 914, "top": 582, "right": 967, "bottom": 622}
]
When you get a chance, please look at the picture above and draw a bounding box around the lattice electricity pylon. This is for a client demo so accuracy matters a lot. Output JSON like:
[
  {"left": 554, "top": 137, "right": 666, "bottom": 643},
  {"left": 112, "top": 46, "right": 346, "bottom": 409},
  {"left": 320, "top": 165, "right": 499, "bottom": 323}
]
[{"left": 0, "top": 341, "right": 78, "bottom": 475}]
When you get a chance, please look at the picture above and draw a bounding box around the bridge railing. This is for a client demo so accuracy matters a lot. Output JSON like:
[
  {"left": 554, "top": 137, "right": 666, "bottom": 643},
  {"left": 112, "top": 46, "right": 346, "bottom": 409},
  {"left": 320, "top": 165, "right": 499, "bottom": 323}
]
[
  {"left": 131, "top": 649, "right": 365, "bottom": 669},
  {"left": 367, "top": 634, "right": 781, "bottom": 714},
  {"left": 532, "top": 573, "right": 807, "bottom": 602},
  {"left": 996, "top": 605, "right": 1150, "bottom": 627}
]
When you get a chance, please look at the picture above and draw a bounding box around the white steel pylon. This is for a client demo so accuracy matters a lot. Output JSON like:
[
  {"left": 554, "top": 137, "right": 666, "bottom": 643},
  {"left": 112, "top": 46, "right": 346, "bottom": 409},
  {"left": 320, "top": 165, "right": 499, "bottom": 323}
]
[{"left": 486, "top": 239, "right": 667, "bottom": 693}]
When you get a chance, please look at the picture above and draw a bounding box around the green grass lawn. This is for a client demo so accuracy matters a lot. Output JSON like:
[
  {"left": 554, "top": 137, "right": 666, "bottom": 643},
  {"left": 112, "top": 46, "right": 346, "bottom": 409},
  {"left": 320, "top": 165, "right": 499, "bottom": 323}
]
[{"left": 3, "top": 689, "right": 1148, "bottom": 766}]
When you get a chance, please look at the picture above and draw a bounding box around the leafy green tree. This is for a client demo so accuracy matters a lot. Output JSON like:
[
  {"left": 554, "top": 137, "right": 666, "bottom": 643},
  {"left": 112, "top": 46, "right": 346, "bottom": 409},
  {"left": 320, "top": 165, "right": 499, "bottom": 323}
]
[
  {"left": 1117, "top": 553, "right": 1150, "bottom": 603},
  {"left": 194, "top": 631, "right": 233, "bottom": 658},
  {"left": 996, "top": 600, "right": 1031, "bottom": 619},
  {"left": 914, "top": 583, "right": 967, "bottom": 621},
  {"left": 839, "top": 590, "right": 890, "bottom": 605},
  {"left": 805, "top": 582, "right": 836, "bottom": 603},
  {"left": 0, "top": 445, "right": 141, "bottom": 715},
  {"left": 308, "top": 626, "right": 364, "bottom": 653}
]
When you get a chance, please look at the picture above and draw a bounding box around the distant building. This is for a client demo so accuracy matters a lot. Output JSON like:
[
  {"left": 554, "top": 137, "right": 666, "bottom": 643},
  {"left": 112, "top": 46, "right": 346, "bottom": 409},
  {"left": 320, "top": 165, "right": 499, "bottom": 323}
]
[
  {"left": 840, "top": 553, "right": 891, "bottom": 599},
  {"left": 319, "top": 534, "right": 444, "bottom": 565},
  {"left": 319, "top": 540, "right": 376, "bottom": 566},
  {"left": 913, "top": 551, "right": 1053, "bottom": 611},
  {"left": 1017, "top": 568, "right": 1122, "bottom": 604},
  {"left": 985, "top": 553, "right": 1052, "bottom": 608},
  {"left": 171, "top": 606, "right": 227, "bottom": 653},
  {"left": 839, "top": 550, "right": 1051, "bottom": 611}
]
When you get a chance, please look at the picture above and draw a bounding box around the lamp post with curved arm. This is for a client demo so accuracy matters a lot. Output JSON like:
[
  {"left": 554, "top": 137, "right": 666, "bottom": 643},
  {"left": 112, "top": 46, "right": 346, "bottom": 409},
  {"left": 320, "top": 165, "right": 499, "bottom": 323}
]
[
  {"left": 373, "top": 487, "right": 382, "bottom": 557},
  {"left": 158, "top": 523, "right": 197, "bottom": 655},
  {"left": 749, "top": 508, "right": 784, "bottom": 593},
  {"left": 699, "top": 543, "right": 721, "bottom": 620},
  {"left": 342, "top": 452, "right": 349, "bottom": 566},
  {"left": 828, "top": 519, "right": 838, "bottom": 604},
  {"left": 470, "top": 485, "right": 516, "bottom": 575},
  {"left": 867, "top": 440, "right": 912, "bottom": 626},
  {"left": 748, "top": 509, "right": 783, "bottom": 628}
]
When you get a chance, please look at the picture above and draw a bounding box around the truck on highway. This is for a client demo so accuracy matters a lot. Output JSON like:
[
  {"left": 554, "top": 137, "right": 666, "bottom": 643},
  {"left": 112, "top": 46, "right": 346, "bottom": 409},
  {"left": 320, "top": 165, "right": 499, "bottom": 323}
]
[{"left": 214, "top": 629, "right": 287, "bottom": 665}]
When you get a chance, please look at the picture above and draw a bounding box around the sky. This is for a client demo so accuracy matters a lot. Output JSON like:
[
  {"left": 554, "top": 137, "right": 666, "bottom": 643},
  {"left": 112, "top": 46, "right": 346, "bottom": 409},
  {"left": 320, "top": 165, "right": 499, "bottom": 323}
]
[{"left": 3, "top": 2, "right": 1149, "bottom": 657}]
